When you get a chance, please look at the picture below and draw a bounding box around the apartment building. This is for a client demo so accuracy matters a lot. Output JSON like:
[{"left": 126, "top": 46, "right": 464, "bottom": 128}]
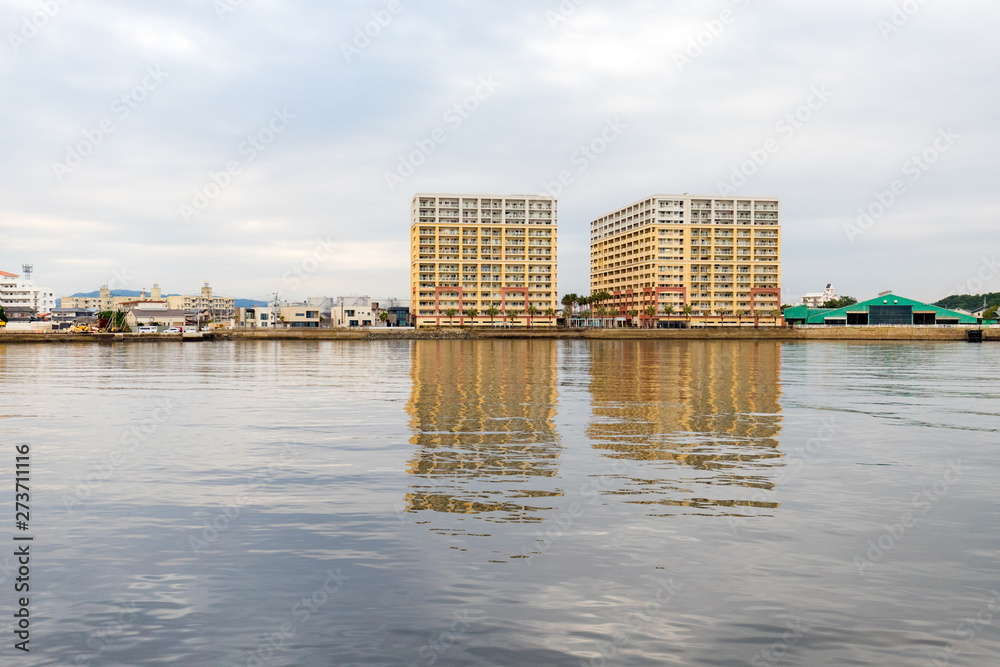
[
  {"left": 410, "top": 193, "right": 558, "bottom": 328},
  {"left": 590, "top": 195, "right": 781, "bottom": 321},
  {"left": 164, "top": 282, "right": 235, "bottom": 320},
  {"left": 61, "top": 282, "right": 235, "bottom": 320},
  {"left": 0, "top": 269, "right": 56, "bottom": 315}
]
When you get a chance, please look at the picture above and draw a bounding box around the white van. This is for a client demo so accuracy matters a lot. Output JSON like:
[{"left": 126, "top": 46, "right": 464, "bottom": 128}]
[{"left": 137, "top": 326, "right": 158, "bottom": 334}]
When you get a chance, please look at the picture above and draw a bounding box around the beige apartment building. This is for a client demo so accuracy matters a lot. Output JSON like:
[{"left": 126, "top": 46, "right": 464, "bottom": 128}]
[
  {"left": 411, "top": 194, "right": 558, "bottom": 328},
  {"left": 61, "top": 282, "right": 235, "bottom": 320},
  {"left": 590, "top": 195, "right": 781, "bottom": 322}
]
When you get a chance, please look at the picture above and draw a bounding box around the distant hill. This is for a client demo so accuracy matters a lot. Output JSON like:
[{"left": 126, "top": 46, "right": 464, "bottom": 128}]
[
  {"left": 62, "top": 290, "right": 267, "bottom": 309},
  {"left": 934, "top": 293, "right": 1000, "bottom": 311}
]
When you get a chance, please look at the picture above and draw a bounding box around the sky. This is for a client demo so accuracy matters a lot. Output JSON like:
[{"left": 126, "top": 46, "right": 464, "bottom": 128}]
[{"left": 1, "top": 0, "right": 997, "bottom": 305}]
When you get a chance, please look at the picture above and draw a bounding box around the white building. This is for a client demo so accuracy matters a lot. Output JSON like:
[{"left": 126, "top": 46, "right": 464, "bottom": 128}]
[
  {"left": 802, "top": 284, "right": 836, "bottom": 308},
  {"left": 331, "top": 296, "right": 378, "bottom": 328},
  {"left": 237, "top": 303, "right": 320, "bottom": 328},
  {"left": 0, "top": 269, "right": 56, "bottom": 315}
]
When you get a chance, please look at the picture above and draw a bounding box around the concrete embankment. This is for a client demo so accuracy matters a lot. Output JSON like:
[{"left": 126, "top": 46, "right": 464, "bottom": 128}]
[{"left": 1, "top": 326, "right": 996, "bottom": 344}]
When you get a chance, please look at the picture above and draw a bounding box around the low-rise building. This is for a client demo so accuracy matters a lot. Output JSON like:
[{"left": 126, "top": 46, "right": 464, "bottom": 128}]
[
  {"left": 784, "top": 293, "right": 980, "bottom": 326},
  {"left": 50, "top": 307, "right": 96, "bottom": 328},
  {"left": 237, "top": 305, "right": 319, "bottom": 328},
  {"left": 125, "top": 309, "right": 193, "bottom": 331},
  {"left": 3, "top": 306, "right": 38, "bottom": 322}
]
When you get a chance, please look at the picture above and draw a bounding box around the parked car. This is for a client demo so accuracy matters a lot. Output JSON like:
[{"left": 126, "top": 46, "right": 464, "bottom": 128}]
[
  {"left": 164, "top": 328, "right": 181, "bottom": 334},
  {"left": 137, "top": 326, "right": 158, "bottom": 334}
]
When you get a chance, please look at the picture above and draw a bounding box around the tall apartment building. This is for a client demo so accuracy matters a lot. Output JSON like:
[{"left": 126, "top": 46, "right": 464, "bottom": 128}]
[
  {"left": 411, "top": 194, "right": 558, "bottom": 328},
  {"left": 590, "top": 195, "right": 780, "bottom": 319}
]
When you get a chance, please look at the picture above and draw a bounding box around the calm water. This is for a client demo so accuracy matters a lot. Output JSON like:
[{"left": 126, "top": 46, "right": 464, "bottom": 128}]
[{"left": 2, "top": 339, "right": 999, "bottom": 666}]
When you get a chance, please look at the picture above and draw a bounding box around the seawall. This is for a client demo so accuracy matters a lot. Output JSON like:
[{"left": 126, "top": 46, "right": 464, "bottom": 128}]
[{"left": 1, "top": 326, "right": 997, "bottom": 344}]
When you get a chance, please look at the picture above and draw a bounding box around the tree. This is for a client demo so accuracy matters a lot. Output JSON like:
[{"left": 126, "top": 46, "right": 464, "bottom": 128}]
[
  {"left": 486, "top": 305, "right": 500, "bottom": 325},
  {"left": 682, "top": 304, "right": 694, "bottom": 324},
  {"left": 378, "top": 311, "right": 389, "bottom": 327},
  {"left": 561, "top": 293, "right": 577, "bottom": 316},
  {"left": 505, "top": 308, "right": 521, "bottom": 326},
  {"left": 664, "top": 304, "right": 674, "bottom": 318},
  {"left": 465, "top": 307, "right": 479, "bottom": 327},
  {"left": 0, "top": 305, "right": 5, "bottom": 322},
  {"left": 821, "top": 296, "right": 859, "bottom": 309},
  {"left": 444, "top": 308, "right": 458, "bottom": 326},
  {"left": 545, "top": 307, "right": 557, "bottom": 322},
  {"left": 736, "top": 309, "right": 746, "bottom": 325},
  {"left": 984, "top": 305, "right": 998, "bottom": 320},
  {"left": 526, "top": 304, "right": 539, "bottom": 328},
  {"left": 627, "top": 309, "right": 639, "bottom": 327},
  {"left": 644, "top": 305, "right": 657, "bottom": 328}
]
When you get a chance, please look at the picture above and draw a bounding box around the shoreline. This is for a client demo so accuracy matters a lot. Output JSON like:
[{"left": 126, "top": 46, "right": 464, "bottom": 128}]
[{"left": 0, "top": 327, "right": 995, "bottom": 344}]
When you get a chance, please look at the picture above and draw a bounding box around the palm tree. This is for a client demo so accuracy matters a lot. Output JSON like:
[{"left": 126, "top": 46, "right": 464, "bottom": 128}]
[
  {"left": 682, "top": 304, "right": 694, "bottom": 326},
  {"left": 444, "top": 307, "right": 458, "bottom": 326},
  {"left": 464, "top": 307, "right": 479, "bottom": 327},
  {"left": 664, "top": 304, "right": 675, "bottom": 322},
  {"left": 644, "top": 304, "right": 657, "bottom": 328},
  {"left": 561, "top": 293, "right": 577, "bottom": 317},
  {"left": 486, "top": 305, "right": 500, "bottom": 326},
  {"left": 545, "top": 307, "right": 557, "bottom": 325},
  {"left": 627, "top": 309, "right": 639, "bottom": 327},
  {"left": 378, "top": 311, "right": 389, "bottom": 327},
  {"left": 505, "top": 308, "right": 521, "bottom": 327},
  {"left": 580, "top": 309, "right": 591, "bottom": 325},
  {"left": 596, "top": 306, "right": 609, "bottom": 328},
  {"left": 736, "top": 308, "right": 746, "bottom": 325},
  {"left": 526, "top": 304, "right": 539, "bottom": 328}
]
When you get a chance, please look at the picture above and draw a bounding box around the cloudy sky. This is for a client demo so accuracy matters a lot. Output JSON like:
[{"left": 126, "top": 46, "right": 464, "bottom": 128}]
[{"left": 1, "top": 0, "right": 997, "bottom": 304}]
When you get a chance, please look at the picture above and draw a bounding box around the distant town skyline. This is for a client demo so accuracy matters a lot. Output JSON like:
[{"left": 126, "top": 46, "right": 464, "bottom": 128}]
[{"left": 2, "top": 1, "right": 997, "bottom": 304}]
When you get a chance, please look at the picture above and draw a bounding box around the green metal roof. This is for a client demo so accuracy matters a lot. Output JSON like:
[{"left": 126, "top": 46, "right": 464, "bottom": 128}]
[{"left": 784, "top": 294, "right": 981, "bottom": 325}]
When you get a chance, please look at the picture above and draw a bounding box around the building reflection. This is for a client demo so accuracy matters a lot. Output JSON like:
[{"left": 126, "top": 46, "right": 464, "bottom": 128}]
[
  {"left": 404, "top": 339, "right": 561, "bottom": 523},
  {"left": 587, "top": 340, "right": 783, "bottom": 516}
]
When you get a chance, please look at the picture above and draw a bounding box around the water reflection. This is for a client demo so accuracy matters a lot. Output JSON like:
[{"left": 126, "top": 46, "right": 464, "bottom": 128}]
[
  {"left": 587, "top": 340, "right": 784, "bottom": 516},
  {"left": 404, "top": 339, "right": 562, "bottom": 523}
]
